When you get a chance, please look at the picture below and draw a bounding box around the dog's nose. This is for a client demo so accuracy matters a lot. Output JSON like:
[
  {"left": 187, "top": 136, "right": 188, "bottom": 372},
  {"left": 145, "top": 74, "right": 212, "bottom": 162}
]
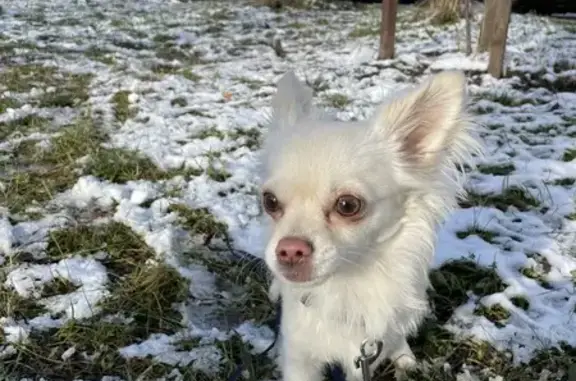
[{"left": 275, "top": 237, "right": 313, "bottom": 264}]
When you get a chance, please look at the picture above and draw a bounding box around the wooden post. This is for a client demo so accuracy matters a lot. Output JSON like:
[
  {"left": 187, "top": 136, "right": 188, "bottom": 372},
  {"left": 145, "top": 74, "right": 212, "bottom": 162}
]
[
  {"left": 464, "top": 0, "right": 472, "bottom": 55},
  {"left": 487, "top": 0, "right": 512, "bottom": 78},
  {"left": 378, "top": 0, "right": 398, "bottom": 60},
  {"left": 477, "top": 0, "right": 497, "bottom": 53}
]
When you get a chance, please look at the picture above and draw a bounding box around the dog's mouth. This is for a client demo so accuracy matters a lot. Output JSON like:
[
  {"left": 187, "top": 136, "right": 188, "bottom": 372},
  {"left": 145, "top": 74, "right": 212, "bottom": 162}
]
[{"left": 279, "top": 263, "right": 313, "bottom": 283}]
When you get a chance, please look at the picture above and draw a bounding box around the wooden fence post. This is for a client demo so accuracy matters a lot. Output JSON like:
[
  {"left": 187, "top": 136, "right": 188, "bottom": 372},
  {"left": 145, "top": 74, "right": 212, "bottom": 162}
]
[
  {"left": 378, "top": 0, "right": 398, "bottom": 60},
  {"left": 487, "top": 0, "right": 512, "bottom": 78},
  {"left": 464, "top": 0, "right": 472, "bottom": 55},
  {"left": 477, "top": 0, "right": 497, "bottom": 53}
]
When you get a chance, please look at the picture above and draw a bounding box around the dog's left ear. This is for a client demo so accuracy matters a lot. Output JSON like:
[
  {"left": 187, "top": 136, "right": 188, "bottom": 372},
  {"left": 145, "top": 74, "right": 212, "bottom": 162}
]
[
  {"left": 370, "top": 71, "right": 467, "bottom": 167},
  {"left": 271, "top": 71, "right": 313, "bottom": 131}
]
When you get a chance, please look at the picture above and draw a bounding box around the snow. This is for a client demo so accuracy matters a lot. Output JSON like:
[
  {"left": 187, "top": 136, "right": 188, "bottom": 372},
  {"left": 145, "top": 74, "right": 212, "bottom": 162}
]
[
  {"left": 0, "top": 0, "right": 576, "bottom": 379},
  {"left": 5, "top": 256, "right": 110, "bottom": 320}
]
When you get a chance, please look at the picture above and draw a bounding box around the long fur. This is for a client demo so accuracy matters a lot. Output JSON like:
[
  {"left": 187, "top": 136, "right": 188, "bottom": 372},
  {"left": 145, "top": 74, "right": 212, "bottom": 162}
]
[{"left": 259, "top": 71, "right": 483, "bottom": 381}]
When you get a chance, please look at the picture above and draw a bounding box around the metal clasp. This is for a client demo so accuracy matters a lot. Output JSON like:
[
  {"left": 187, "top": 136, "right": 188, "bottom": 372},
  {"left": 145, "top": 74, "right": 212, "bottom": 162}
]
[{"left": 354, "top": 339, "right": 383, "bottom": 381}]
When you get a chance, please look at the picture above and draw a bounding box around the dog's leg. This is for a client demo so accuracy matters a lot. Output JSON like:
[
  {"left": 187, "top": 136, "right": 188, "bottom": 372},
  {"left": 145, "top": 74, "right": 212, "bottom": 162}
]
[
  {"left": 280, "top": 345, "right": 323, "bottom": 381},
  {"left": 268, "top": 277, "right": 281, "bottom": 302},
  {"left": 389, "top": 337, "right": 416, "bottom": 380}
]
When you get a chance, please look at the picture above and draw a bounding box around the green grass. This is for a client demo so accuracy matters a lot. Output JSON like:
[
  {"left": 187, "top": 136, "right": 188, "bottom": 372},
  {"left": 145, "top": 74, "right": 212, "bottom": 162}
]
[
  {"left": 0, "top": 116, "right": 109, "bottom": 214},
  {"left": 85, "top": 148, "right": 193, "bottom": 183},
  {"left": 84, "top": 46, "right": 116, "bottom": 65},
  {"left": 0, "top": 65, "right": 59, "bottom": 92},
  {"left": 0, "top": 169, "right": 78, "bottom": 215},
  {"left": 0, "top": 114, "right": 50, "bottom": 140},
  {"left": 456, "top": 227, "right": 498, "bottom": 243},
  {"left": 0, "top": 284, "right": 47, "bottom": 319},
  {"left": 562, "top": 149, "right": 576, "bottom": 162},
  {"left": 42, "top": 116, "right": 108, "bottom": 165},
  {"left": 40, "top": 277, "right": 79, "bottom": 298},
  {"left": 171, "top": 96, "right": 188, "bottom": 107},
  {"left": 233, "top": 76, "right": 265, "bottom": 90},
  {"left": 47, "top": 221, "right": 155, "bottom": 279},
  {"left": 474, "top": 304, "right": 511, "bottom": 328},
  {"left": 111, "top": 90, "right": 137, "bottom": 123},
  {"left": 0, "top": 96, "right": 20, "bottom": 113},
  {"left": 169, "top": 204, "right": 227, "bottom": 242},
  {"left": 2, "top": 10, "right": 575, "bottom": 381},
  {"left": 182, "top": 69, "right": 202, "bottom": 82},
  {"left": 349, "top": 24, "right": 378, "bottom": 38},
  {"left": 551, "top": 178, "right": 575, "bottom": 186},
  {"left": 36, "top": 73, "right": 93, "bottom": 108},
  {"left": 324, "top": 93, "right": 351, "bottom": 109},
  {"left": 510, "top": 296, "right": 530, "bottom": 310},
  {"left": 99, "top": 262, "right": 189, "bottom": 337},
  {"left": 0, "top": 65, "right": 92, "bottom": 108},
  {"left": 460, "top": 187, "right": 540, "bottom": 212},
  {"left": 477, "top": 163, "right": 515, "bottom": 176}
]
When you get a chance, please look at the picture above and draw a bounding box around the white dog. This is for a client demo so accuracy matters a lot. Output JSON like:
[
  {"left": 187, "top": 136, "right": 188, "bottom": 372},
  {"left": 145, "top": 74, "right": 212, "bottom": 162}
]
[{"left": 259, "top": 71, "right": 481, "bottom": 381}]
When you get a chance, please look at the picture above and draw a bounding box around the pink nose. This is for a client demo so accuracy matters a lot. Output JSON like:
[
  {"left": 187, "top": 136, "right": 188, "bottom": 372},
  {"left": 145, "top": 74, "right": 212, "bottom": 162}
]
[{"left": 275, "top": 237, "right": 313, "bottom": 265}]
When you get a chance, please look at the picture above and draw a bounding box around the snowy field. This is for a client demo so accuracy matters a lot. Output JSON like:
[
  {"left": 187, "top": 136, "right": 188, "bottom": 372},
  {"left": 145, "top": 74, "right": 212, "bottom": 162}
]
[{"left": 0, "top": 0, "right": 576, "bottom": 380}]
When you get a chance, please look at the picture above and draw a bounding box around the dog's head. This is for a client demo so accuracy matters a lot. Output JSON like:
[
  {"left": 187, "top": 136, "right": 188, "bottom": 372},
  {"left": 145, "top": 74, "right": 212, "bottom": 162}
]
[{"left": 259, "top": 71, "right": 478, "bottom": 286}]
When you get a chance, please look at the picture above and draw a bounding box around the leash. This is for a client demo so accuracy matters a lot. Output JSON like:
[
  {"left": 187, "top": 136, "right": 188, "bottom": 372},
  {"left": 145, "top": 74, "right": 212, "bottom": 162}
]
[{"left": 227, "top": 302, "right": 382, "bottom": 381}]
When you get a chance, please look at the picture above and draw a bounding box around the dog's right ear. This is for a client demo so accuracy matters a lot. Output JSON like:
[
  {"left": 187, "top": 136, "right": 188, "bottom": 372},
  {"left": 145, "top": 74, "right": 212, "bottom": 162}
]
[{"left": 271, "top": 71, "right": 313, "bottom": 130}]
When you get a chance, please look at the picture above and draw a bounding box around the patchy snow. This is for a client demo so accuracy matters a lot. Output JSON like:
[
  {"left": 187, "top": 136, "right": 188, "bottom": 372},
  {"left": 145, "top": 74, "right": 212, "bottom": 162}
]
[
  {"left": 5, "top": 256, "right": 109, "bottom": 319},
  {"left": 0, "top": 0, "right": 576, "bottom": 379}
]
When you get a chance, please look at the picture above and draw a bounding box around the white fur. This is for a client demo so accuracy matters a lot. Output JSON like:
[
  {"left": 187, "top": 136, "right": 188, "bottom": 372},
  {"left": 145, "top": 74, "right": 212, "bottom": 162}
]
[{"left": 259, "top": 71, "right": 482, "bottom": 381}]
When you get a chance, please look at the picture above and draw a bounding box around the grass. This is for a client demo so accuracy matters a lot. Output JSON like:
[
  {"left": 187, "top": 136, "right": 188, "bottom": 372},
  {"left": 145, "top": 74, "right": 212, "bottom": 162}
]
[
  {"left": 349, "top": 24, "right": 378, "bottom": 38},
  {"left": 169, "top": 204, "right": 227, "bottom": 243},
  {"left": 427, "top": 259, "right": 506, "bottom": 323},
  {"left": 460, "top": 187, "right": 540, "bottom": 212},
  {"left": 37, "top": 73, "right": 93, "bottom": 108},
  {"left": 233, "top": 76, "right": 265, "bottom": 90},
  {"left": 111, "top": 90, "right": 137, "bottom": 123},
  {"left": 40, "top": 277, "right": 79, "bottom": 298},
  {"left": 0, "top": 65, "right": 58, "bottom": 92},
  {"left": 477, "top": 163, "right": 515, "bottom": 176},
  {"left": 0, "top": 65, "right": 92, "bottom": 108},
  {"left": 84, "top": 46, "right": 116, "bottom": 65},
  {"left": 1, "top": 169, "right": 78, "bottom": 215},
  {"left": 1, "top": 113, "right": 197, "bottom": 213},
  {"left": 182, "top": 69, "right": 202, "bottom": 82},
  {"left": 0, "top": 284, "right": 47, "bottom": 319},
  {"left": 552, "top": 177, "right": 576, "bottom": 186},
  {"left": 99, "top": 262, "right": 189, "bottom": 337},
  {"left": 47, "top": 221, "right": 156, "bottom": 279},
  {"left": 0, "top": 116, "right": 106, "bottom": 214},
  {"left": 0, "top": 114, "right": 50, "bottom": 140},
  {"left": 474, "top": 304, "right": 511, "bottom": 328},
  {"left": 510, "top": 296, "right": 530, "bottom": 310},
  {"left": 456, "top": 227, "right": 498, "bottom": 243},
  {"left": 0, "top": 96, "right": 20, "bottom": 113},
  {"left": 395, "top": 259, "right": 510, "bottom": 380},
  {"left": 195, "top": 252, "right": 274, "bottom": 325},
  {"left": 1, "top": 7, "right": 575, "bottom": 381},
  {"left": 324, "top": 93, "right": 351, "bottom": 109},
  {"left": 562, "top": 149, "right": 576, "bottom": 162},
  {"left": 171, "top": 96, "right": 188, "bottom": 107},
  {"left": 42, "top": 116, "right": 108, "bottom": 165},
  {"left": 85, "top": 148, "right": 185, "bottom": 183},
  {"left": 2, "top": 323, "right": 176, "bottom": 380}
]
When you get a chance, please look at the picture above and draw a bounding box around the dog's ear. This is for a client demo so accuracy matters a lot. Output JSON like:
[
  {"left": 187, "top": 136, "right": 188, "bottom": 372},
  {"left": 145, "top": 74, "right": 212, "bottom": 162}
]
[
  {"left": 271, "top": 71, "right": 313, "bottom": 130},
  {"left": 370, "top": 71, "right": 467, "bottom": 167}
]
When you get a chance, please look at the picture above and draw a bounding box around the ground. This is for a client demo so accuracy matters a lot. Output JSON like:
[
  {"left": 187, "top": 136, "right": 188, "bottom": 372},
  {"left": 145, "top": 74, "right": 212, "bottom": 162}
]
[{"left": 0, "top": 0, "right": 575, "bottom": 380}]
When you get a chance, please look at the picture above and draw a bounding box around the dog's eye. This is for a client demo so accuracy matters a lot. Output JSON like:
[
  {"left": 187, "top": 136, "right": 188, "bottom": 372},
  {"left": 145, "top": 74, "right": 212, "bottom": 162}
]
[
  {"left": 334, "top": 195, "right": 363, "bottom": 217},
  {"left": 262, "top": 192, "right": 281, "bottom": 214}
]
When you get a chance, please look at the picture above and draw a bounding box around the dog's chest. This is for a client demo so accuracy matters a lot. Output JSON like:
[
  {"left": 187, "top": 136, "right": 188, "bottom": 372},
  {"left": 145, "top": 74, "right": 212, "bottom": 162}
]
[{"left": 280, "top": 296, "right": 382, "bottom": 363}]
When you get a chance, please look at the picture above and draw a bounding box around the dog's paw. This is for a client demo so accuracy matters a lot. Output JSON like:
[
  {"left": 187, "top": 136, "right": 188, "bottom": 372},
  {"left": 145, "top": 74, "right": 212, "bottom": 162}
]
[
  {"left": 393, "top": 355, "right": 416, "bottom": 380},
  {"left": 268, "top": 278, "right": 281, "bottom": 302}
]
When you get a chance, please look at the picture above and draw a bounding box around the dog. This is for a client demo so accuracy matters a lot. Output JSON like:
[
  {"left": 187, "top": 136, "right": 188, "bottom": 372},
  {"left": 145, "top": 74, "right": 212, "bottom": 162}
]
[{"left": 258, "top": 70, "right": 481, "bottom": 381}]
